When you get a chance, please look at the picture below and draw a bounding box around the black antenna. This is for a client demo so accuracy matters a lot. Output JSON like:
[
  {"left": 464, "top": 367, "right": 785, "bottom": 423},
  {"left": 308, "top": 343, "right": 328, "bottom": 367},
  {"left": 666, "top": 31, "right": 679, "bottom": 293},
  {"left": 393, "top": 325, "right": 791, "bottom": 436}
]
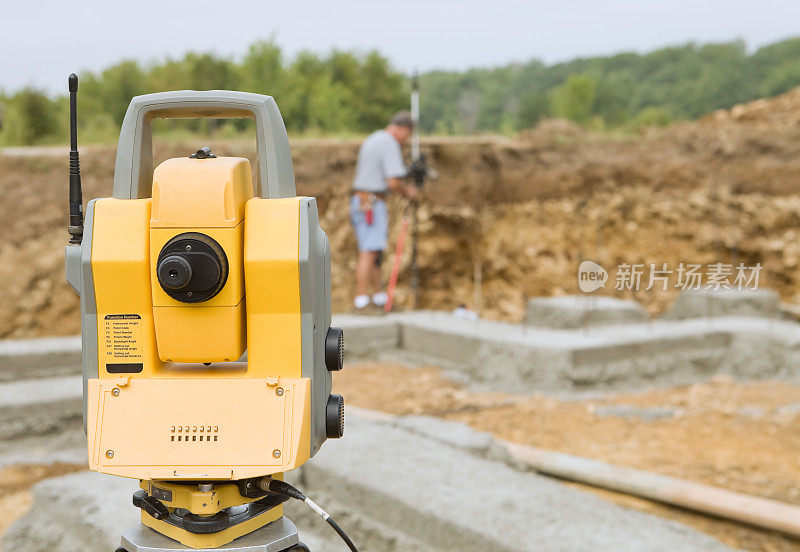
[{"left": 68, "top": 73, "right": 83, "bottom": 244}]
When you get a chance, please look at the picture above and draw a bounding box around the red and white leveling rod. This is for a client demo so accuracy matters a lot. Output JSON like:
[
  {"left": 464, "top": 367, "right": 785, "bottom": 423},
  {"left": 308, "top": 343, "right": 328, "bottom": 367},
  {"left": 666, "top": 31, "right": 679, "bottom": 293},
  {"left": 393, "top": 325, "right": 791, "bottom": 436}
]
[
  {"left": 384, "top": 75, "right": 421, "bottom": 313},
  {"left": 384, "top": 215, "right": 409, "bottom": 313}
]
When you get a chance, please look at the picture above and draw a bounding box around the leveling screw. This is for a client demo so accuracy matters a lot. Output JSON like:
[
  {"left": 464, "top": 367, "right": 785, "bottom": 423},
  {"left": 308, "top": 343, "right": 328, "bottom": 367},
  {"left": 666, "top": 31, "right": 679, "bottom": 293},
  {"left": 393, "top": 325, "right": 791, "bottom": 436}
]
[
  {"left": 112, "top": 388, "right": 120, "bottom": 396},
  {"left": 106, "top": 450, "right": 114, "bottom": 458},
  {"left": 273, "top": 450, "right": 281, "bottom": 458},
  {"left": 276, "top": 388, "right": 284, "bottom": 396}
]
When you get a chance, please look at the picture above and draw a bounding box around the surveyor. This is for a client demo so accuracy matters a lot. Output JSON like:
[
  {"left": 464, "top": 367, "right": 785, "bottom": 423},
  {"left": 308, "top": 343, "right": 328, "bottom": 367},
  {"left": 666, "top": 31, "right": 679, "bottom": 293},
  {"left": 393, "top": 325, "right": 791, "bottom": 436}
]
[{"left": 350, "top": 111, "right": 419, "bottom": 312}]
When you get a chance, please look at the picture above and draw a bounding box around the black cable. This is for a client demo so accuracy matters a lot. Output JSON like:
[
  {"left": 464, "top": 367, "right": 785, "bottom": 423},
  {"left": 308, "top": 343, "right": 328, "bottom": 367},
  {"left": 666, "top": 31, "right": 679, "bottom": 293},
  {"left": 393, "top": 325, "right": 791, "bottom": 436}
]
[
  {"left": 325, "top": 517, "right": 358, "bottom": 552},
  {"left": 262, "top": 478, "right": 358, "bottom": 552}
]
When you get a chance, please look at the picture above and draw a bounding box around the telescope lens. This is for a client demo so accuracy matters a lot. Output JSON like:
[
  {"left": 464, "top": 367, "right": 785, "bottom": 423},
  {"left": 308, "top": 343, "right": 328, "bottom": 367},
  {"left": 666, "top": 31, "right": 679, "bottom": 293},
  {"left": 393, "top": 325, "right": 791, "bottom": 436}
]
[
  {"left": 156, "top": 232, "right": 228, "bottom": 303},
  {"left": 158, "top": 255, "right": 192, "bottom": 290}
]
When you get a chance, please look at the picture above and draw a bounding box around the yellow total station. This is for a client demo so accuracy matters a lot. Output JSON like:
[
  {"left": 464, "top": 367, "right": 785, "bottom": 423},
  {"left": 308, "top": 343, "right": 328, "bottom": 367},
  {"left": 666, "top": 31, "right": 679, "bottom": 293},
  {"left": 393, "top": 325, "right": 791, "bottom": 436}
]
[{"left": 66, "top": 90, "right": 345, "bottom": 551}]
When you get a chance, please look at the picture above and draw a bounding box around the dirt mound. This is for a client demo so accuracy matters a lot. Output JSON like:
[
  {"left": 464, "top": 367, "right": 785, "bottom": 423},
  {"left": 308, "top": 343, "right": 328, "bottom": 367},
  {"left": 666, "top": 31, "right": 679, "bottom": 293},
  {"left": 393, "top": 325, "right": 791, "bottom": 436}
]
[{"left": 5, "top": 87, "right": 800, "bottom": 338}]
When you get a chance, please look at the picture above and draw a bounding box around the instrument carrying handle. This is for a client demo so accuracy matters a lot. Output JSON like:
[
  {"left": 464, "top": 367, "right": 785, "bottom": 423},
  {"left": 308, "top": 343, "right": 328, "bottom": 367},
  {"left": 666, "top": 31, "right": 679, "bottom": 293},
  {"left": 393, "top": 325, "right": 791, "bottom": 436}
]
[{"left": 112, "top": 90, "right": 296, "bottom": 200}]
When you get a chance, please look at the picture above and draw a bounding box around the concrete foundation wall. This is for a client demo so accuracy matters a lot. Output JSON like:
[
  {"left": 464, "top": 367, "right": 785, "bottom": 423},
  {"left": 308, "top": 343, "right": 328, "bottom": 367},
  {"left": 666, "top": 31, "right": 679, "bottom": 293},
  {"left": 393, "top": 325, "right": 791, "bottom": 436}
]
[
  {"left": 4, "top": 310, "right": 800, "bottom": 400},
  {"left": 2, "top": 410, "right": 736, "bottom": 552},
  {"left": 664, "top": 289, "right": 781, "bottom": 320},
  {"left": 0, "top": 336, "right": 81, "bottom": 382},
  {"left": 525, "top": 296, "right": 648, "bottom": 329},
  {"left": 0, "top": 306, "right": 785, "bottom": 552},
  {"left": 336, "top": 311, "right": 800, "bottom": 393}
]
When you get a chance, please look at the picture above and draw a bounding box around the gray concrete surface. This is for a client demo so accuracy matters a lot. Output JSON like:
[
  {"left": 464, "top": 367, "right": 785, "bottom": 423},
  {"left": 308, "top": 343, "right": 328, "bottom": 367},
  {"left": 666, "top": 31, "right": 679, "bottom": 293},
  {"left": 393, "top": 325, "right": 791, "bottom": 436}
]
[
  {"left": 330, "top": 314, "right": 400, "bottom": 358},
  {"left": 0, "top": 336, "right": 81, "bottom": 382},
  {"left": 0, "top": 376, "right": 82, "bottom": 441},
  {"left": 664, "top": 289, "right": 780, "bottom": 320},
  {"left": 0, "top": 301, "right": 786, "bottom": 551},
  {"left": 526, "top": 295, "right": 648, "bottom": 328},
  {"left": 5, "top": 311, "right": 800, "bottom": 398},
  {"left": 3, "top": 412, "right": 736, "bottom": 552},
  {"left": 301, "top": 415, "right": 737, "bottom": 552},
  {"left": 381, "top": 311, "right": 800, "bottom": 393}
]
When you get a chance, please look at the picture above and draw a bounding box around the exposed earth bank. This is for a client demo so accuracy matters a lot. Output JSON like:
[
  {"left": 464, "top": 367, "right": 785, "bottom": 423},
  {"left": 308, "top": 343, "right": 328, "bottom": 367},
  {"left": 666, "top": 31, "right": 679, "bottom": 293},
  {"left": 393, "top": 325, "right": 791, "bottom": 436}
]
[{"left": 5, "top": 87, "right": 800, "bottom": 338}]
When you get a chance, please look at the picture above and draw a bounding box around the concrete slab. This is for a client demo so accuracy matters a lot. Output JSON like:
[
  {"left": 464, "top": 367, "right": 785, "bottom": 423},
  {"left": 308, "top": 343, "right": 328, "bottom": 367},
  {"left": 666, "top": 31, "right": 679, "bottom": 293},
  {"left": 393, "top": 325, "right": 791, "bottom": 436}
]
[
  {"left": 2, "top": 471, "right": 139, "bottom": 552},
  {"left": 0, "top": 336, "right": 81, "bottom": 382},
  {"left": 0, "top": 376, "right": 82, "bottom": 440},
  {"left": 387, "top": 311, "right": 800, "bottom": 392},
  {"left": 664, "top": 289, "right": 780, "bottom": 320},
  {"left": 296, "top": 415, "right": 736, "bottom": 552},
  {"left": 0, "top": 429, "right": 85, "bottom": 467},
  {"left": 331, "top": 314, "right": 400, "bottom": 359},
  {"left": 4, "top": 414, "right": 735, "bottom": 552},
  {"left": 5, "top": 311, "right": 800, "bottom": 397},
  {"left": 526, "top": 296, "right": 648, "bottom": 329}
]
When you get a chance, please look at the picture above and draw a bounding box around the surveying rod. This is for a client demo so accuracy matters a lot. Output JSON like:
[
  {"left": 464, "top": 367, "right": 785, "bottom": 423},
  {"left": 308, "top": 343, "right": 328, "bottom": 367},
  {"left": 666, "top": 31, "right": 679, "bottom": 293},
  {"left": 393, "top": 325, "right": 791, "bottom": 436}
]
[
  {"left": 385, "top": 73, "right": 437, "bottom": 312},
  {"left": 409, "top": 74, "right": 421, "bottom": 308}
]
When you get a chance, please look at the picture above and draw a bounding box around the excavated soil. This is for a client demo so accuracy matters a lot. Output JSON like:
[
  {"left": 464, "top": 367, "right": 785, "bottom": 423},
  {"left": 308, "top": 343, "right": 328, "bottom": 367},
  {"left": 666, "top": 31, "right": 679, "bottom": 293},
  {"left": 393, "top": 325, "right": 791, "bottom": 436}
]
[
  {"left": 334, "top": 363, "right": 800, "bottom": 552},
  {"left": 5, "top": 88, "right": 800, "bottom": 337}
]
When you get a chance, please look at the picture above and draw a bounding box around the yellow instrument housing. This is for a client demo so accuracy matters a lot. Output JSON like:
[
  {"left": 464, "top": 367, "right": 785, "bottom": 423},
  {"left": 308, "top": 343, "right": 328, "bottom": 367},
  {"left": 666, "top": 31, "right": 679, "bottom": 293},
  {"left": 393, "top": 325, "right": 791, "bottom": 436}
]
[
  {"left": 84, "top": 156, "right": 329, "bottom": 482},
  {"left": 150, "top": 157, "right": 251, "bottom": 363},
  {"left": 65, "top": 91, "right": 340, "bottom": 550}
]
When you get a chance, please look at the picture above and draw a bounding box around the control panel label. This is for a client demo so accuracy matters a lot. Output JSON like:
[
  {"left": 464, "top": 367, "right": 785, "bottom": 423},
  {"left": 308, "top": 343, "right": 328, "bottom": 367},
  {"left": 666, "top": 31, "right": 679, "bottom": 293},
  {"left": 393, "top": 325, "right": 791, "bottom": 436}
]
[{"left": 104, "top": 314, "right": 143, "bottom": 373}]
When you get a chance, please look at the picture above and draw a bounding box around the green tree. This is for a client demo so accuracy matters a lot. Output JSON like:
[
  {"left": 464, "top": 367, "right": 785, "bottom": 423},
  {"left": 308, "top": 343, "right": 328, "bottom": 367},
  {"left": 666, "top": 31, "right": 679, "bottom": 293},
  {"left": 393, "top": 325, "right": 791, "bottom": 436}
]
[
  {"left": 761, "top": 62, "right": 800, "bottom": 97},
  {"left": 95, "top": 60, "right": 148, "bottom": 125},
  {"left": 282, "top": 50, "right": 327, "bottom": 131},
  {"left": 240, "top": 40, "right": 285, "bottom": 98},
  {"left": 183, "top": 52, "right": 239, "bottom": 90},
  {"left": 517, "top": 91, "right": 550, "bottom": 129},
  {"left": 550, "top": 74, "right": 598, "bottom": 124},
  {"left": 355, "top": 51, "right": 407, "bottom": 131},
  {"left": 14, "top": 88, "right": 58, "bottom": 144}
]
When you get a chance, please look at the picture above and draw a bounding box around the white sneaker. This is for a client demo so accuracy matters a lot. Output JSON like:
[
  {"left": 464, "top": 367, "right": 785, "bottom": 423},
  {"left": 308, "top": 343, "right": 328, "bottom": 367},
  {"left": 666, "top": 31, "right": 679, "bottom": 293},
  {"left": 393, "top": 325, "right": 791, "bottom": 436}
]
[
  {"left": 371, "top": 291, "right": 388, "bottom": 307},
  {"left": 353, "top": 295, "right": 370, "bottom": 309}
]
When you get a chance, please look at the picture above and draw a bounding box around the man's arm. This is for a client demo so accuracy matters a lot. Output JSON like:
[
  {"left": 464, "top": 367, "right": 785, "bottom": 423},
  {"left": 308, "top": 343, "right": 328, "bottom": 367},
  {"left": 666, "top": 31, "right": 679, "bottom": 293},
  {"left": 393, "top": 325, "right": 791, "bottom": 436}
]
[
  {"left": 387, "top": 177, "right": 419, "bottom": 200},
  {"left": 382, "top": 136, "right": 419, "bottom": 200}
]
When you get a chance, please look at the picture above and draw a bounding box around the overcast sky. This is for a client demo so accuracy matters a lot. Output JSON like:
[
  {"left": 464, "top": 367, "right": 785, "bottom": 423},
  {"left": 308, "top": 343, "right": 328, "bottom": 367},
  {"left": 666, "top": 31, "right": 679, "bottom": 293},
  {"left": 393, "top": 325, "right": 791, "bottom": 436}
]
[{"left": 2, "top": 0, "right": 799, "bottom": 94}]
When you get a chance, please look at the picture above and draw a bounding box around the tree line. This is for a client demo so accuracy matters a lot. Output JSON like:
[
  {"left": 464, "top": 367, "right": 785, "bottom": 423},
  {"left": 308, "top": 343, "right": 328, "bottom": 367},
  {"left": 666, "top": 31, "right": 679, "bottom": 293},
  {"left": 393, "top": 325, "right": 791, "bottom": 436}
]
[
  {"left": 0, "top": 41, "right": 408, "bottom": 145},
  {"left": 420, "top": 38, "right": 800, "bottom": 133},
  {"left": 2, "top": 37, "right": 800, "bottom": 145}
]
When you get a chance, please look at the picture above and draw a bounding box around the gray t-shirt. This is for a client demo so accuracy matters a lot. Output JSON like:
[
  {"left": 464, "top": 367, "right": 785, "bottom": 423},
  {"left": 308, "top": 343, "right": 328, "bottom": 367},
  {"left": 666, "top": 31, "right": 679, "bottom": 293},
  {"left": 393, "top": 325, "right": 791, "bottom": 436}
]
[{"left": 352, "top": 129, "right": 406, "bottom": 193}]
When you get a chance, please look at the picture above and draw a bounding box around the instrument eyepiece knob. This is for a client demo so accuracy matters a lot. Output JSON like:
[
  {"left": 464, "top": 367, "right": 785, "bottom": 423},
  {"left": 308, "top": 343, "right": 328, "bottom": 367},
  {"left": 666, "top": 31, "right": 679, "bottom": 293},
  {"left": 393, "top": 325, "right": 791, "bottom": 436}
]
[{"left": 157, "top": 255, "right": 193, "bottom": 290}]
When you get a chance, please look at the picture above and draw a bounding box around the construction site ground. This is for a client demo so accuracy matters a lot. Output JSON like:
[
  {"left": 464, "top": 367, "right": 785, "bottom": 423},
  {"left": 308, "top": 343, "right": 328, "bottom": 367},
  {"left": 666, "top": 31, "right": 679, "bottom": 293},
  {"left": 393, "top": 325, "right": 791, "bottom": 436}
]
[
  {"left": 6, "top": 89, "right": 800, "bottom": 550},
  {"left": 1, "top": 361, "right": 800, "bottom": 552},
  {"left": 337, "top": 363, "right": 800, "bottom": 552}
]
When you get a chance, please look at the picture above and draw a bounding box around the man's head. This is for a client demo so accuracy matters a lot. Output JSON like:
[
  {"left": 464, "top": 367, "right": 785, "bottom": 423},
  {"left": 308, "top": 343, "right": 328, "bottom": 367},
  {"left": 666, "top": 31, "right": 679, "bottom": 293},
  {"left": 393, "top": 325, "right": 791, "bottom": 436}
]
[{"left": 386, "top": 111, "right": 414, "bottom": 145}]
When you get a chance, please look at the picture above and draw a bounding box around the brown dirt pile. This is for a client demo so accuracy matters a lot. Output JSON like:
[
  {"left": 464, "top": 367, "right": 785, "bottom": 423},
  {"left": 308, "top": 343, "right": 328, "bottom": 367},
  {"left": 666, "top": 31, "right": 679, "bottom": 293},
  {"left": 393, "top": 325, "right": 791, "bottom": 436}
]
[
  {"left": 335, "top": 363, "right": 800, "bottom": 552},
  {"left": 5, "top": 87, "right": 800, "bottom": 337}
]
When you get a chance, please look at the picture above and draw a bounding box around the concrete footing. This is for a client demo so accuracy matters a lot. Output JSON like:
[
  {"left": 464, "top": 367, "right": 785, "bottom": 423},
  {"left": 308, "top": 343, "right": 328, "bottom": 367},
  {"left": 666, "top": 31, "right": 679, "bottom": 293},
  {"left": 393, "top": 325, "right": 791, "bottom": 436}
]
[
  {"left": 525, "top": 296, "right": 648, "bottom": 328},
  {"left": 4, "top": 309, "right": 800, "bottom": 398},
  {"left": 336, "top": 311, "right": 800, "bottom": 393},
  {"left": 0, "top": 336, "right": 81, "bottom": 382},
  {"left": 0, "top": 301, "right": 786, "bottom": 551},
  {"left": 2, "top": 411, "right": 736, "bottom": 552},
  {"left": 664, "top": 289, "right": 780, "bottom": 320},
  {"left": 0, "top": 376, "right": 82, "bottom": 441}
]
